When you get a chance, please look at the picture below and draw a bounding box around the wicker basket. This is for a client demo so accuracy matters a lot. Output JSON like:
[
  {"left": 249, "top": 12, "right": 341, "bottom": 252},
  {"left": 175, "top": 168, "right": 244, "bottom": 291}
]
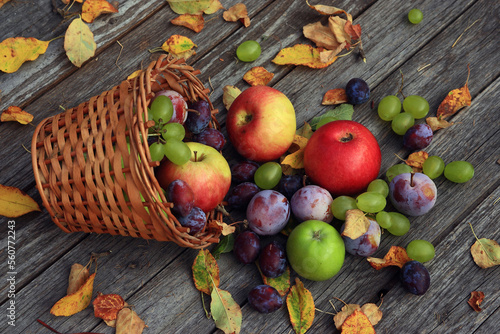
[{"left": 31, "top": 55, "right": 223, "bottom": 249}]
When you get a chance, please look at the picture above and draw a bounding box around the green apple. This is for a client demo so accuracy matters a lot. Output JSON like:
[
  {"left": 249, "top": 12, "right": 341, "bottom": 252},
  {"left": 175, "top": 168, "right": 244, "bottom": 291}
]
[{"left": 286, "top": 220, "right": 345, "bottom": 281}]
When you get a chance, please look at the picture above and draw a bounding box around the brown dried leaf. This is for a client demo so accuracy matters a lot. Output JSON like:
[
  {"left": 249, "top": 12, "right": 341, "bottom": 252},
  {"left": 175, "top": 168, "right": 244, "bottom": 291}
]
[
  {"left": 1, "top": 106, "right": 34, "bottom": 124},
  {"left": 468, "top": 291, "right": 485, "bottom": 312},
  {"left": 243, "top": 66, "right": 274, "bottom": 86},
  {"left": 222, "top": 85, "right": 241, "bottom": 110},
  {"left": 470, "top": 238, "right": 500, "bottom": 269},
  {"left": 405, "top": 151, "right": 429, "bottom": 173},
  {"left": 223, "top": 3, "right": 250, "bottom": 27},
  {"left": 115, "top": 308, "right": 146, "bottom": 334},
  {"left": 344, "top": 20, "right": 362, "bottom": 40},
  {"left": 319, "top": 43, "right": 346, "bottom": 63},
  {"left": 360, "top": 303, "right": 382, "bottom": 326},
  {"left": 367, "top": 246, "right": 412, "bottom": 270},
  {"left": 426, "top": 116, "right": 453, "bottom": 131},
  {"left": 342, "top": 209, "right": 370, "bottom": 240},
  {"left": 67, "top": 263, "right": 90, "bottom": 295},
  {"left": 334, "top": 304, "right": 361, "bottom": 330},
  {"left": 437, "top": 65, "right": 471, "bottom": 119},
  {"left": 171, "top": 14, "right": 205, "bottom": 33},
  {"left": 303, "top": 21, "right": 342, "bottom": 50},
  {"left": 322, "top": 88, "right": 348, "bottom": 105},
  {"left": 93, "top": 293, "right": 125, "bottom": 321},
  {"left": 329, "top": 16, "right": 351, "bottom": 46},
  {"left": 306, "top": 0, "right": 352, "bottom": 21}
]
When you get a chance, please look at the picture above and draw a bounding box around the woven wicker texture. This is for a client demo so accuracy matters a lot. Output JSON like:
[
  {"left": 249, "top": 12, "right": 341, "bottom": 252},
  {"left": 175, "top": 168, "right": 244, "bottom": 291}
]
[{"left": 31, "top": 55, "right": 223, "bottom": 248}]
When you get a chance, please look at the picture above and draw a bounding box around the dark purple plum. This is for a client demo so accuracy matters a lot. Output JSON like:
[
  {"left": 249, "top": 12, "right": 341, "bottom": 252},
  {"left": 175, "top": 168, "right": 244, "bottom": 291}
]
[
  {"left": 277, "top": 174, "right": 303, "bottom": 200},
  {"left": 400, "top": 260, "right": 430, "bottom": 295},
  {"left": 193, "top": 128, "right": 226, "bottom": 151},
  {"left": 186, "top": 100, "right": 211, "bottom": 134},
  {"left": 177, "top": 207, "right": 206, "bottom": 235},
  {"left": 233, "top": 230, "right": 260, "bottom": 264},
  {"left": 259, "top": 240, "right": 286, "bottom": 278},
  {"left": 341, "top": 218, "right": 381, "bottom": 257},
  {"left": 389, "top": 172, "right": 437, "bottom": 216},
  {"left": 345, "top": 78, "right": 370, "bottom": 104},
  {"left": 248, "top": 285, "right": 283, "bottom": 313},
  {"left": 231, "top": 160, "right": 260, "bottom": 183},
  {"left": 290, "top": 185, "right": 333, "bottom": 223},
  {"left": 166, "top": 179, "right": 194, "bottom": 217},
  {"left": 227, "top": 182, "right": 260, "bottom": 210},
  {"left": 247, "top": 190, "right": 290, "bottom": 236},
  {"left": 403, "top": 124, "right": 433, "bottom": 150}
]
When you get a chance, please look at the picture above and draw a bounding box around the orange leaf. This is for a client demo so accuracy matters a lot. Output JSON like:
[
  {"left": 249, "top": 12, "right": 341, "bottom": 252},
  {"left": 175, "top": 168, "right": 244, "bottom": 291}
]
[
  {"left": 322, "top": 88, "right": 348, "bottom": 105},
  {"left": 67, "top": 263, "right": 90, "bottom": 295},
  {"left": 192, "top": 249, "right": 220, "bottom": 295},
  {"left": 171, "top": 14, "right": 205, "bottom": 33},
  {"left": 305, "top": 0, "right": 352, "bottom": 21},
  {"left": 341, "top": 309, "right": 376, "bottom": 334},
  {"left": 93, "top": 293, "right": 125, "bottom": 321},
  {"left": 468, "top": 291, "right": 485, "bottom": 312},
  {"left": 344, "top": 20, "right": 362, "bottom": 40},
  {"left": 286, "top": 278, "right": 315, "bottom": 334},
  {"left": 437, "top": 65, "right": 471, "bottom": 119},
  {"left": 1, "top": 106, "right": 33, "bottom": 124},
  {"left": 0, "top": 37, "right": 50, "bottom": 73},
  {"left": 82, "top": 0, "right": 118, "bottom": 24},
  {"left": 204, "top": 0, "right": 224, "bottom": 15},
  {"left": 51, "top": 273, "right": 96, "bottom": 316},
  {"left": 367, "top": 246, "right": 412, "bottom": 270},
  {"left": 0, "top": 0, "right": 12, "bottom": 9},
  {"left": 334, "top": 304, "right": 361, "bottom": 330},
  {"left": 272, "top": 44, "right": 337, "bottom": 69},
  {"left": 426, "top": 116, "right": 453, "bottom": 131},
  {"left": 223, "top": 3, "right": 250, "bottom": 27},
  {"left": 0, "top": 184, "right": 41, "bottom": 218},
  {"left": 62, "top": 0, "right": 83, "bottom": 4},
  {"left": 243, "top": 67, "right": 274, "bottom": 86},
  {"left": 342, "top": 209, "right": 371, "bottom": 240},
  {"left": 405, "top": 151, "right": 429, "bottom": 173}
]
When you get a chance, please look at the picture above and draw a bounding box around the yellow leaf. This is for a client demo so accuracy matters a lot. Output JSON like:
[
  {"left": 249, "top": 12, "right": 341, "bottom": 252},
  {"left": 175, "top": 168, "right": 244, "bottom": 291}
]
[
  {"left": 82, "top": 0, "right": 118, "bottom": 23},
  {"left": 0, "top": 0, "right": 12, "bottom": 10},
  {"left": 367, "top": 246, "right": 412, "bottom": 270},
  {"left": 341, "top": 309, "right": 375, "bottom": 334},
  {"left": 272, "top": 44, "right": 337, "bottom": 69},
  {"left": 171, "top": 14, "right": 205, "bottom": 33},
  {"left": 281, "top": 135, "right": 309, "bottom": 172},
  {"left": 1, "top": 106, "right": 33, "bottom": 124},
  {"left": 64, "top": 17, "right": 96, "bottom": 67},
  {"left": 342, "top": 209, "right": 370, "bottom": 240},
  {"left": 223, "top": 3, "right": 250, "bottom": 27},
  {"left": 0, "top": 37, "right": 50, "bottom": 73},
  {"left": 204, "top": 0, "right": 224, "bottom": 14},
  {"left": 222, "top": 85, "right": 241, "bottom": 110},
  {"left": 426, "top": 116, "right": 453, "bottom": 131},
  {"left": 0, "top": 184, "right": 41, "bottom": 218},
  {"left": 127, "top": 69, "right": 142, "bottom": 80},
  {"left": 334, "top": 304, "right": 361, "bottom": 330},
  {"left": 161, "top": 35, "right": 197, "bottom": 55},
  {"left": 167, "top": 0, "right": 211, "bottom": 15},
  {"left": 286, "top": 277, "right": 315, "bottom": 334},
  {"left": 51, "top": 273, "right": 96, "bottom": 316},
  {"left": 243, "top": 66, "right": 274, "bottom": 86}
]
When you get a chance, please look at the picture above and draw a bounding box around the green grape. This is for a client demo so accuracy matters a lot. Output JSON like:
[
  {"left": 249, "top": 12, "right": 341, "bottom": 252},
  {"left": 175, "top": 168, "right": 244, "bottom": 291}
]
[
  {"left": 408, "top": 9, "right": 423, "bottom": 24},
  {"left": 355, "top": 192, "right": 387, "bottom": 213},
  {"left": 151, "top": 95, "right": 173, "bottom": 123},
  {"left": 406, "top": 239, "right": 435, "bottom": 262},
  {"left": 386, "top": 164, "right": 413, "bottom": 182},
  {"left": 377, "top": 95, "right": 401, "bottom": 121},
  {"left": 391, "top": 112, "right": 415, "bottom": 135},
  {"left": 444, "top": 160, "right": 474, "bottom": 183},
  {"left": 403, "top": 95, "right": 429, "bottom": 119},
  {"left": 316, "top": 116, "right": 337, "bottom": 129},
  {"left": 386, "top": 212, "right": 410, "bottom": 236},
  {"left": 367, "top": 179, "right": 389, "bottom": 198},
  {"left": 331, "top": 196, "right": 357, "bottom": 220},
  {"left": 163, "top": 139, "right": 191, "bottom": 165},
  {"left": 375, "top": 211, "right": 392, "bottom": 229},
  {"left": 149, "top": 142, "right": 166, "bottom": 162},
  {"left": 254, "top": 162, "right": 282, "bottom": 190},
  {"left": 161, "top": 122, "right": 186, "bottom": 141},
  {"left": 422, "top": 155, "right": 445, "bottom": 179},
  {"left": 236, "top": 40, "right": 261, "bottom": 62}
]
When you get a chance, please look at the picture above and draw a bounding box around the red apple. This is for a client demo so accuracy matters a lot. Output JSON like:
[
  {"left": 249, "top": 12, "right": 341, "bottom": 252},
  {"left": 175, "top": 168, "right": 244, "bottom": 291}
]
[
  {"left": 156, "top": 142, "right": 231, "bottom": 212},
  {"left": 303, "top": 120, "right": 381, "bottom": 196},
  {"left": 156, "top": 90, "right": 188, "bottom": 124},
  {"left": 226, "top": 86, "right": 296, "bottom": 162}
]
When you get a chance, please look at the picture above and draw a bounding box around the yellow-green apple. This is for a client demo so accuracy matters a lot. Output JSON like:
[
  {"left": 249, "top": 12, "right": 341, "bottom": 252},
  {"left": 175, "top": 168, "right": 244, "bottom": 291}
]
[
  {"left": 304, "top": 120, "right": 381, "bottom": 196},
  {"left": 226, "top": 86, "right": 296, "bottom": 162},
  {"left": 156, "top": 142, "right": 231, "bottom": 212}
]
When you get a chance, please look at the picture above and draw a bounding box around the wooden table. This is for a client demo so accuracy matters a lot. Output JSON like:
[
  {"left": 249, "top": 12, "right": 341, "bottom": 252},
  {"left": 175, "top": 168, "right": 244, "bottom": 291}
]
[{"left": 1, "top": 0, "right": 498, "bottom": 333}]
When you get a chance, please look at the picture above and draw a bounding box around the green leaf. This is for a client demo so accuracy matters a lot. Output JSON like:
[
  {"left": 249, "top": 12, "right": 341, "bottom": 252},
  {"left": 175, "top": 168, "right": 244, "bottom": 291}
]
[
  {"left": 259, "top": 264, "right": 291, "bottom": 297},
  {"left": 166, "top": 0, "right": 211, "bottom": 15},
  {"left": 212, "top": 234, "right": 235, "bottom": 260},
  {"left": 310, "top": 104, "right": 354, "bottom": 130},
  {"left": 64, "top": 17, "right": 96, "bottom": 67},
  {"left": 286, "top": 278, "right": 315, "bottom": 334},
  {"left": 192, "top": 249, "right": 220, "bottom": 295},
  {"left": 210, "top": 286, "right": 242, "bottom": 334}
]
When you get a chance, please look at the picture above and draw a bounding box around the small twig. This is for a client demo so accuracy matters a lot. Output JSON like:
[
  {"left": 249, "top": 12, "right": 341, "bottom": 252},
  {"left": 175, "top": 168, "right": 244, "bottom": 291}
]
[
  {"left": 208, "top": 76, "right": 214, "bottom": 98},
  {"left": 417, "top": 63, "right": 432, "bottom": 72},
  {"left": 115, "top": 41, "right": 124, "bottom": 70},
  {"left": 21, "top": 144, "right": 31, "bottom": 153},
  {"left": 331, "top": 296, "right": 348, "bottom": 307},
  {"left": 315, "top": 307, "right": 336, "bottom": 316},
  {"left": 452, "top": 19, "right": 480, "bottom": 48},
  {"left": 397, "top": 69, "right": 406, "bottom": 99},
  {"left": 358, "top": 40, "right": 366, "bottom": 63}
]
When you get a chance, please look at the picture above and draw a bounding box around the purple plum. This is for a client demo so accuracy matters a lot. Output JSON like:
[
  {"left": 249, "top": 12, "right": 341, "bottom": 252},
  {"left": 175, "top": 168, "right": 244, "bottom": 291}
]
[
  {"left": 341, "top": 218, "right": 381, "bottom": 257},
  {"left": 389, "top": 173, "right": 437, "bottom": 216}
]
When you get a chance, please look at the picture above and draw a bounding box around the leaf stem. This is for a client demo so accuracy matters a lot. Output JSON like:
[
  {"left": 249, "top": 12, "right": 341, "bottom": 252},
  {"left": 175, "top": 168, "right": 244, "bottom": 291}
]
[{"left": 468, "top": 222, "right": 495, "bottom": 262}]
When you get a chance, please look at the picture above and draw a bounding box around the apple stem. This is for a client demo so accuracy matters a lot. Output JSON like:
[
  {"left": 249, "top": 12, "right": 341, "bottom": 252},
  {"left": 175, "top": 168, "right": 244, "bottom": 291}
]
[
  {"left": 340, "top": 133, "right": 354, "bottom": 143},
  {"left": 410, "top": 172, "right": 415, "bottom": 187},
  {"left": 194, "top": 151, "right": 198, "bottom": 162}
]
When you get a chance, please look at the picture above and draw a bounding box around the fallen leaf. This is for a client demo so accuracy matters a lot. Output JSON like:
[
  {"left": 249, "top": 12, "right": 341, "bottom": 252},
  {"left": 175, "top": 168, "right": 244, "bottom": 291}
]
[
  {"left": 319, "top": 43, "right": 346, "bottom": 63},
  {"left": 341, "top": 309, "right": 376, "bottom": 334},
  {"left": 223, "top": 3, "right": 250, "bottom": 27},
  {"left": 204, "top": 0, "right": 224, "bottom": 14},
  {"left": 281, "top": 135, "right": 309, "bottom": 172},
  {"left": 344, "top": 20, "right": 362, "bottom": 40},
  {"left": 192, "top": 249, "right": 220, "bottom": 295},
  {"left": 1, "top": 106, "right": 33, "bottom": 124},
  {"left": 64, "top": 17, "right": 96, "bottom": 67},
  {"left": 360, "top": 303, "right": 382, "bottom": 327},
  {"left": 303, "top": 21, "right": 342, "bottom": 50},
  {"left": 0, "top": 37, "right": 50, "bottom": 73},
  {"left": 287, "top": 278, "right": 315, "bottom": 334},
  {"left": 222, "top": 85, "right": 241, "bottom": 110},
  {"left": 62, "top": 0, "right": 83, "bottom": 3},
  {"left": 309, "top": 104, "right": 354, "bottom": 129},
  {"left": 67, "top": 263, "right": 90, "bottom": 295},
  {"left": 437, "top": 65, "right": 471, "bottom": 119},
  {"left": 329, "top": 16, "right": 351, "bottom": 46},
  {"left": 211, "top": 286, "right": 242, "bottom": 334},
  {"left": 322, "top": 88, "right": 348, "bottom": 105},
  {"left": 334, "top": 304, "right": 361, "bottom": 330},
  {"left": 470, "top": 238, "right": 500, "bottom": 269},
  {"left": 167, "top": 0, "right": 211, "bottom": 15},
  {"left": 208, "top": 220, "right": 236, "bottom": 236},
  {"left": 272, "top": 44, "right": 337, "bottom": 69},
  {"left": 51, "top": 273, "right": 96, "bottom": 316},
  {"left": 127, "top": 70, "right": 142, "bottom": 80},
  {"left": 115, "top": 307, "right": 146, "bottom": 334},
  {"left": 162, "top": 35, "right": 197, "bottom": 56},
  {"left": 342, "top": 209, "right": 371, "bottom": 240},
  {"left": 171, "top": 14, "right": 205, "bottom": 33},
  {"left": 468, "top": 291, "right": 485, "bottom": 312},
  {"left": 367, "top": 246, "right": 412, "bottom": 270},
  {"left": 306, "top": 0, "right": 351, "bottom": 20},
  {"left": 426, "top": 116, "right": 453, "bottom": 131},
  {"left": 296, "top": 122, "right": 313, "bottom": 139},
  {"left": 405, "top": 151, "right": 429, "bottom": 173},
  {"left": 243, "top": 67, "right": 274, "bottom": 86},
  {"left": 259, "top": 264, "right": 291, "bottom": 297},
  {"left": 93, "top": 293, "right": 125, "bottom": 321},
  {"left": 0, "top": 0, "right": 12, "bottom": 9},
  {"left": 82, "top": 0, "right": 118, "bottom": 23},
  {"left": 0, "top": 184, "right": 41, "bottom": 218},
  {"left": 212, "top": 234, "right": 235, "bottom": 259}
]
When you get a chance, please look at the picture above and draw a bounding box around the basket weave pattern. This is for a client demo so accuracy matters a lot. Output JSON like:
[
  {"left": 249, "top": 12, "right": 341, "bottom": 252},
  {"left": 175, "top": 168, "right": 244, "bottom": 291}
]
[{"left": 31, "top": 55, "right": 222, "bottom": 248}]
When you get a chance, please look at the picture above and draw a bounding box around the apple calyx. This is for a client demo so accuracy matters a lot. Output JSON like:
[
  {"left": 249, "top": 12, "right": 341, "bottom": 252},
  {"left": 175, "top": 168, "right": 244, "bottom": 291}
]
[
  {"left": 340, "top": 132, "right": 354, "bottom": 143},
  {"left": 313, "top": 230, "right": 322, "bottom": 241}
]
